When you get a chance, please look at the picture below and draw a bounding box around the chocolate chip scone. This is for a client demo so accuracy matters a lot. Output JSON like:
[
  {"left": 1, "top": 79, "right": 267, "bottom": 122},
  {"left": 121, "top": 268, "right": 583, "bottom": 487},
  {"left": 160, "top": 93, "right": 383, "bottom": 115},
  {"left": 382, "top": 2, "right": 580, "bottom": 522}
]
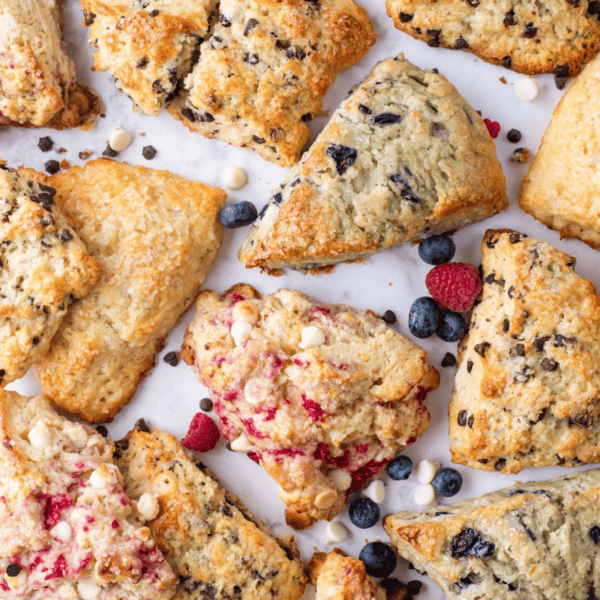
[
  {"left": 386, "top": 0, "right": 600, "bottom": 77},
  {"left": 34, "top": 159, "right": 226, "bottom": 424},
  {"left": 81, "top": 0, "right": 218, "bottom": 116},
  {"left": 238, "top": 54, "right": 507, "bottom": 274},
  {"left": 0, "top": 390, "right": 177, "bottom": 599},
  {"left": 168, "top": 0, "right": 376, "bottom": 167},
  {"left": 115, "top": 425, "right": 307, "bottom": 600},
  {"left": 384, "top": 468, "right": 600, "bottom": 600},
  {"left": 307, "top": 549, "right": 407, "bottom": 600},
  {"left": 449, "top": 229, "right": 600, "bottom": 474},
  {"left": 0, "top": 162, "right": 99, "bottom": 387},
  {"left": 0, "top": 0, "right": 100, "bottom": 129},
  {"left": 520, "top": 53, "right": 600, "bottom": 249},
  {"left": 181, "top": 284, "right": 439, "bottom": 529}
]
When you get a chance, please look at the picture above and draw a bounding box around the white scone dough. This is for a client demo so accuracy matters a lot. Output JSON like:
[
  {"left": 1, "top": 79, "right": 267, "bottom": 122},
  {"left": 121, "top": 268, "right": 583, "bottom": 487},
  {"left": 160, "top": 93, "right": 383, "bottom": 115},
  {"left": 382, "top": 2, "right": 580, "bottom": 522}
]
[
  {"left": 385, "top": 468, "right": 600, "bottom": 600},
  {"left": 80, "top": 0, "right": 219, "bottom": 116},
  {"left": 0, "top": 0, "right": 100, "bottom": 129},
  {"left": 0, "top": 390, "right": 177, "bottom": 600},
  {"left": 238, "top": 54, "right": 508, "bottom": 273},
  {"left": 520, "top": 53, "right": 600, "bottom": 250},
  {"left": 34, "top": 158, "right": 226, "bottom": 424},
  {"left": 181, "top": 284, "right": 439, "bottom": 529},
  {"left": 449, "top": 230, "right": 600, "bottom": 473},
  {"left": 115, "top": 426, "right": 307, "bottom": 600},
  {"left": 0, "top": 162, "right": 99, "bottom": 387}
]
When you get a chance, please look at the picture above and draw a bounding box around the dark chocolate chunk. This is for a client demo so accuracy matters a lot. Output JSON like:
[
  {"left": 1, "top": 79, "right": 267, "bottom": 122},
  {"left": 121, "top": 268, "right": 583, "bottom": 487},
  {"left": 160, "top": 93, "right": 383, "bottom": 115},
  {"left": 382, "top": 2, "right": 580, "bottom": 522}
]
[
  {"left": 142, "top": 145, "right": 157, "bottom": 160},
  {"left": 457, "top": 410, "right": 468, "bottom": 426},
  {"left": 301, "top": 113, "right": 312, "bottom": 122},
  {"left": 494, "top": 458, "right": 506, "bottom": 471},
  {"left": 406, "top": 580, "right": 423, "bottom": 595},
  {"left": 454, "top": 37, "right": 469, "bottom": 49},
  {"left": 326, "top": 144, "right": 358, "bottom": 175},
  {"left": 509, "top": 231, "right": 526, "bottom": 243},
  {"left": 44, "top": 160, "right": 60, "bottom": 175},
  {"left": 507, "top": 129, "right": 522, "bottom": 143},
  {"left": 113, "top": 440, "right": 129, "bottom": 459},
  {"left": 399, "top": 12, "right": 414, "bottom": 22},
  {"left": 181, "top": 107, "right": 197, "bottom": 122},
  {"left": 541, "top": 357, "right": 559, "bottom": 371},
  {"left": 135, "top": 418, "right": 150, "bottom": 433},
  {"left": 244, "top": 18, "right": 259, "bottom": 36},
  {"left": 486, "top": 233, "right": 499, "bottom": 248},
  {"left": 503, "top": 319, "right": 510, "bottom": 333},
  {"left": 197, "top": 112, "right": 215, "bottom": 123},
  {"left": 515, "top": 343, "right": 525, "bottom": 357},
  {"left": 95, "top": 425, "right": 109, "bottom": 438},
  {"left": 442, "top": 352, "right": 457, "bottom": 368},
  {"left": 503, "top": 10, "right": 516, "bottom": 25},
  {"left": 514, "top": 365, "right": 533, "bottom": 383},
  {"left": 533, "top": 335, "right": 550, "bottom": 351},
  {"left": 253, "top": 135, "right": 266, "bottom": 144},
  {"left": 502, "top": 56, "right": 512, "bottom": 69},
  {"left": 474, "top": 342, "right": 490, "bottom": 358},
  {"left": 382, "top": 310, "right": 397, "bottom": 324},
  {"left": 522, "top": 23, "right": 537, "bottom": 38},
  {"left": 554, "top": 334, "right": 576, "bottom": 347},
  {"left": 467, "top": 415, "right": 475, "bottom": 429},
  {"left": 38, "top": 136, "right": 54, "bottom": 152},
  {"left": 426, "top": 29, "right": 441, "bottom": 47},
  {"left": 163, "top": 351, "right": 179, "bottom": 367}
]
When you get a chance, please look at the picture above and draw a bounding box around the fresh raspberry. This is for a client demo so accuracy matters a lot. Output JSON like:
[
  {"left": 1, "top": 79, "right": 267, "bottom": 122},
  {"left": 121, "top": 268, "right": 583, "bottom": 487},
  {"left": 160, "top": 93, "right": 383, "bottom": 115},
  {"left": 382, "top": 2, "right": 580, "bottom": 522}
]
[
  {"left": 425, "top": 263, "right": 482, "bottom": 312},
  {"left": 182, "top": 413, "right": 220, "bottom": 452},
  {"left": 483, "top": 119, "right": 501, "bottom": 139}
]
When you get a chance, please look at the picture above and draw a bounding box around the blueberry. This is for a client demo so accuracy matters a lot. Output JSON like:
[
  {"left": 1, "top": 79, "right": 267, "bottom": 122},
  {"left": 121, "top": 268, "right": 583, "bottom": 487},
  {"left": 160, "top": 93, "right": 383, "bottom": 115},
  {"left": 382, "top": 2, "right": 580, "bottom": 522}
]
[
  {"left": 349, "top": 497, "right": 380, "bottom": 529},
  {"left": 432, "top": 467, "right": 463, "bottom": 497},
  {"left": 436, "top": 312, "right": 467, "bottom": 342},
  {"left": 408, "top": 297, "right": 440, "bottom": 338},
  {"left": 418, "top": 235, "right": 456, "bottom": 265},
  {"left": 359, "top": 542, "right": 397, "bottom": 578},
  {"left": 386, "top": 455, "right": 413, "bottom": 480},
  {"left": 220, "top": 201, "right": 258, "bottom": 228}
]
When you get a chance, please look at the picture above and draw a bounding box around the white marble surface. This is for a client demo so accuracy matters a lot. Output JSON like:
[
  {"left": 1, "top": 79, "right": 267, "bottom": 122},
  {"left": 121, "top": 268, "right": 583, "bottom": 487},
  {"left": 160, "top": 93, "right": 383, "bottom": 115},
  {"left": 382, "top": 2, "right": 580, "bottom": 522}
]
[{"left": 2, "top": 2, "right": 599, "bottom": 599}]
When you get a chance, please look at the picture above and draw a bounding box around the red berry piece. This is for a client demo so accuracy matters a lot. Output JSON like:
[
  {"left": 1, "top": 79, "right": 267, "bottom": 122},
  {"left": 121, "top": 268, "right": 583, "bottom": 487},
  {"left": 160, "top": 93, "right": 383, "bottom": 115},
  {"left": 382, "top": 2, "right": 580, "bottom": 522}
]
[
  {"left": 483, "top": 118, "right": 501, "bottom": 138},
  {"left": 426, "top": 263, "right": 482, "bottom": 312},
  {"left": 182, "top": 412, "right": 220, "bottom": 452}
]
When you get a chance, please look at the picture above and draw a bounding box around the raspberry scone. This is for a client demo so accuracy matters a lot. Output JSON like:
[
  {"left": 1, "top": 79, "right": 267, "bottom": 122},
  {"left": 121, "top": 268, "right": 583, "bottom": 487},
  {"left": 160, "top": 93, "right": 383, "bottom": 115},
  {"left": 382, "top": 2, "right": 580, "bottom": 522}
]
[
  {"left": 449, "top": 230, "right": 600, "bottom": 474},
  {"left": 168, "top": 0, "right": 376, "bottom": 167},
  {"left": 80, "top": 0, "right": 218, "bottom": 116},
  {"left": 115, "top": 424, "right": 307, "bottom": 600},
  {"left": 181, "top": 284, "right": 440, "bottom": 529},
  {"left": 0, "top": 0, "right": 100, "bottom": 129},
  {"left": 35, "top": 159, "right": 226, "bottom": 424},
  {"left": 386, "top": 0, "right": 600, "bottom": 77},
  {"left": 0, "top": 390, "right": 177, "bottom": 599},
  {"left": 307, "top": 549, "right": 407, "bottom": 600},
  {"left": 0, "top": 163, "right": 99, "bottom": 387},
  {"left": 238, "top": 55, "right": 508, "bottom": 274},
  {"left": 384, "top": 468, "right": 600, "bottom": 600},
  {"left": 520, "top": 53, "right": 600, "bottom": 250}
]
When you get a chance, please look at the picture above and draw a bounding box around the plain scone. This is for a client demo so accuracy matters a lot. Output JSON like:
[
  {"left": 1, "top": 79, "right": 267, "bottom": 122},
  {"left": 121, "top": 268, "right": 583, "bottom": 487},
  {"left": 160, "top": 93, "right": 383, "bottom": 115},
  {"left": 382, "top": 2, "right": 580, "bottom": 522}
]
[
  {"left": 384, "top": 468, "right": 600, "bottom": 600},
  {"left": 181, "top": 284, "right": 439, "bottom": 529},
  {"left": 81, "top": 0, "right": 218, "bottom": 116},
  {"left": 0, "top": 390, "right": 177, "bottom": 600},
  {"left": 35, "top": 159, "right": 226, "bottom": 424},
  {"left": 386, "top": 0, "right": 600, "bottom": 77},
  {"left": 520, "top": 53, "right": 600, "bottom": 249},
  {"left": 449, "top": 230, "right": 600, "bottom": 474},
  {"left": 115, "top": 425, "right": 307, "bottom": 600},
  {"left": 307, "top": 549, "right": 407, "bottom": 600},
  {"left": 238, "top": 54, "right": 508, "bottom": 274},
  {"left": 0, "top": 162, "right": 99, "bottom": 387},
  {"left": 168, "top": 0, "right": 376, "bottom": 167},
  {"left": 0, "top": 0, "right": 100, "bottom": 129}
]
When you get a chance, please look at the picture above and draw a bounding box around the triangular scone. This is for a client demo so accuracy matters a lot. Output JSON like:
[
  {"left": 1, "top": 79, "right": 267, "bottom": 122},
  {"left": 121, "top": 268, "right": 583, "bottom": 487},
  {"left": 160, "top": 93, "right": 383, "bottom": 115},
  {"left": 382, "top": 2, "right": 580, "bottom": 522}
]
[
  {"left": 0, "top": 0, "right": 100, "bottom": 129},
  {"left": 0, "top": 162, "right": 99, "bottom": 387},
  {"left": 115, "top": 425, "right": 307, "bottom": 600},
  {"left": 520, "top": 54, "right": 600, "bottom": 250},
  {"left": 35, "top": 159, "right": 226, "bottom": 423},
  {"left": 384, "top": 469, "right": 600, "bottom": 600},
  {"left": 238, "top": 55, "right": 507, "bottom": 274},
  {"left": 449, "top": 229, "right": 600, "bottom": 474},
  {"left": 168, "top": 0, "right": 376, "bottom": 167},
  {"left": 80, "top": 0, "right": 218, "bottom": 116},
  {"left": 181, "top": 284, "right": 439, "bottom": 529},
  {"left": 0, "top": 390, "right": 177, "bottom": 599},
  {"left": 307, "top": 549, "right": 407, "bottom": 600},
  {"left": 386, "top": 0, "right": 600, "bottom": 77}
]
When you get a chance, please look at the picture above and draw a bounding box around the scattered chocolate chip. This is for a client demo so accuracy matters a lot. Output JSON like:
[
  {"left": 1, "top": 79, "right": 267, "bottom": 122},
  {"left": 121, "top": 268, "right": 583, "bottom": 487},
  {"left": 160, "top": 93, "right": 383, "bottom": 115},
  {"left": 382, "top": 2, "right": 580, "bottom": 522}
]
[
  {"left": 252, "top": 135, "right": 266, "bottom": 144},
  {"left": 59, "top": 229, "right": 73, "bottom": 242},
  {"left": 426, "top": 29, "right": 441, "bottom": 47},
  {"left": 474, "top": 342, "right": 490, "bottom": 357},
  {"left": 457, "top": 410, "right": 468, "bottom": 426},
  {"left": 554, "top": 334, "right": 576, "bottom": 347},
  {"left": 44, "top": 160, "right": 60, "bottom": 175},
  {"left": 113, "top": 439, "right": 129, "bottom": 459},
  {"left": 515, "top": 343, "right": 525, "bottom": 357},
  {"left": 149, "top": 9, "right": 159, "bottom": 16},
  {"left": 507, "top": 129, "right": 521, "bottom": 143},
  {"left": 5, "top": 564, "right": 21, "bottom": 577},
  {"left": 38, "top": 136, "right": 54, "bottom": 152},
  {"left": 163, "top": 351, "right": 179, "bottom": 367},
  {"left": 198, "top": 111, "right": 215, "bottom": 123},
  {"left": 507, "top": 286, "right": 514, "bottom": 298},
  {"left": 219, "top": 13, "right": 232, "bottom": 26},
  {"left": 326, "top": 144, "right": 357, "bottom": 175},
  {"left": 181, "top": 108, "right": 197, "bottom": 122},
  {"left": 83, "top": 10, "right": 96, "bottom": 26},
  {"left": 382, "top": 310, "right": 397, "bottom": 324},
  {"left": 399, "top": 12, "right": 414, "bottom": 22},
  {"left": 503, "top": 319, "right": 510, "bottom": 333},
  {"left": 200, "top": 398, "right": 213, "bottom": 412},
  {"left": 103, "top": 145, "right": 118, "bottom": 158},
  {"left": 522, "top": 23, "right": 537, "bottom": 38},
  {"left": 588, "top": 0, "right": 600, "bottom": 12},
  {"left": 142, "top": 145, "right": 157, "bottom": 160},
  {"left": 301, "top": 112, "right": 312, "bottom": 122},
  {"left": 541, "top": 357, "right": 559, "bottom": 371},
  {"left": 494, "top": 458, "right": 506, "bottom": 471},
  {"left": 501, "top": 56, "right": 512, "bottom": 69},
  {"left": 454, "top": 37, "right": 469, "bottom": 49},
  {"left": 244, "top": 52, "right": 259, "bottom": 64},
  {"left": 509, "top": 232, "right": 525, "bottom": 243},
  {"left": 358, "top": 104, "right": 372, "bottom": 114},
  {"left": 244, "top": 18, "right": 259, "bottom": 36},
  {"left": 406, "top": 580, "right": 423, "bottom": 595},
  {"left": 135, "top": 418, "right": 150, "bottom": 433},
  {"left": 533, "top": 336, "right": 550, "bottom": 351},
  {"left": 467, "top": 415, "right": 475, "bottom": 429},
  {"left": 486, "top": 233, "right": 499, "bottom": 248},
  {"left": 466, "top": 360, "right": 473, "bottom": 373},
  {"left": 152, "top": 79, "right": 165, "bottom": 94},
  {"left": 95, "top": 425, "right": 109, "bottom": 438},
  {"left": 442, "top": 352, "right": 457, "bottom": 368}
]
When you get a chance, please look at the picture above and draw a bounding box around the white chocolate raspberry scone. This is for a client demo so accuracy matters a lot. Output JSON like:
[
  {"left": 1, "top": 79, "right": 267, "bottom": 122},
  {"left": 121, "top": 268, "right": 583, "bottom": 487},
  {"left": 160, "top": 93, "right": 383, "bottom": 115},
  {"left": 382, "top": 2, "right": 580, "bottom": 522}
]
[
  {"left": 0, "top": 390, "right": 177, "bottom": 600},
  {"left": 181, "top": 284, "right": 439, "bottom": 529}
]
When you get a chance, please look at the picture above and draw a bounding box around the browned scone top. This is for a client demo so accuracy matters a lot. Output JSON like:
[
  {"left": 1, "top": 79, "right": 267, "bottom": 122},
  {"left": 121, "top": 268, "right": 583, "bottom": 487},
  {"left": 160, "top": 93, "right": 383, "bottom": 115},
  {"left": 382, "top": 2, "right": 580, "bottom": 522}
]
[
  {"left": 449, "top": 229, "right": 600, "bottom": 474},
  {"left": 115, "top": 426, "right": 307, "bottom": 600},
  {"left": 34, "top": 159, "right": 226, "bottom": 423},
  {"left": 386, "top": 0, "right": 600, "bottom": 77},
  {"left": 169, "top": 0, "right": 376, "bottom": 167},
  {"left": 520, "top": 53, "right": 600, "bottom": 249}
]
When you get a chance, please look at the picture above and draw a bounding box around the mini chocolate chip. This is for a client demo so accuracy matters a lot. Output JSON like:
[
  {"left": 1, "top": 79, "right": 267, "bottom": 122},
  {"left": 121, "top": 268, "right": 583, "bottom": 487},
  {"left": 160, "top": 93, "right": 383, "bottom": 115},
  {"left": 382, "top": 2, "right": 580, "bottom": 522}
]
[
  {"left": 103, "top": 146, "right": 118, "bottom": 158},
  {"left": 442, "top": 352, "right": 457, "bottom": 367},
  {"left": 503, "top": 10, "right": 516, "bottom": 25},
  {"left": 467, "top": 415, "right": 475, "bottom": 429},
  {"left": 142, "top": 145, "right": 157, "bottom": 160},
  {"left": 466, "top": 360, "right": 473, "bottom": 373},
  {"left": 399, "top": 12, "right": 414, "bottom": 22},
  {"left": 484, "top": 273, "right": 497, "bottom": 284},
  {"left": 244, "top": 18, "right": 259, "bottom": 36},
  {"left": 426, "top": 29, "right": 441, "bottom": 47},
  {"left": 95, "top": 425, "right": 109, "bottom": 438},
  {"left": 149, "top": 9, "right": 159, "bottom": 16},
  {"left": 522, "top": 23, "right": 537, "bottom": 38},
  {"left": 413, "top": 27, "right": 422, "bottom": 34},
  {"left": 200, "top": 398, "right": 213, "bottom": 412},
  {"left": 5, "top": 564, "right": 21, "bottom": 577},
  {"left": 219, "top": 13, "right": 232, "bottom": 26},
  {"left": 515, "top": 343, "right": 525, "bottom": 357},
  {"left": 44, "top": 160, "right": 60, "bottom": 175},
  {"left": 163, "top": 351, "right": 179, "bottom": 367},
  {"left": 244, "top": 52, "right": 259, "bottom": 64},
  {"left": 494, "top": 458, "right": 506, "bottom": 471},
  {"left": 533, "top": 336, "right": 550, "bottom": 351},
  {"left": 181, "top": 108, "right": 197, "bottom": 122},
  {"left": 59, "top": 229, "right": 73, "bottom": 242},
  {"left": 503, "top": 319, "right": 510, "bottom": 333},
  {"left": 135, "top": 418, "right": 150, "bottom": 433},
  {"left": 38, "top": 136, "right": 54, "bottom": 152},
  {"left": 382, "top": 310, "right": 397, "bottom": 324},
  {"left": 590, "top": 526, "right": 600, "bottom": 543},
  {"left": 486, "top": 233, "right": 499, "bottom": 248},
  {"left": 474, "top": 342, "right": 490, "bottom": 357},
  {"left": 253, "top": 135, "right": 266, "bottom": 144},
  {"left": 541, "top": 357, "right": 559, "bottom": 371},
  {"left": 83, "top": 10, "right": 96, "bottom": 26},
  {"left": 358, "top": 104, "right": 372, "bottom": 114},
  {"left": 502, "top": 56, "right": 512, "bottom": 69},
  {"left": 507, "top": 129, "right": 522, "bottom": 143},
  {"left": 457, "top": 410, "right": 468, "bottom": 426},
  {"left": 454, "top": 36, "right": 469, "bottom": 49},
  {"left": 113, "top": 439, "right": 129, "bottom": 458}
]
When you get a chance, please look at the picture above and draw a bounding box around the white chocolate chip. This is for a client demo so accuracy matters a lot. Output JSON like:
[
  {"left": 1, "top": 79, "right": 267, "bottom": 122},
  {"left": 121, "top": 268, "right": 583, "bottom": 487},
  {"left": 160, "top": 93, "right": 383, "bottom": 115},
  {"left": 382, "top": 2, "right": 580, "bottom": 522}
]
[
  {"left": 314, "top": 489, "right": 338, "bottom": 509},
  {"left": 221, "top": 166, "right": 248, "bottom": 190},
  {"left": 278, "top": 486, "right": 301, "bottom": 503},
  {"left": 325, "top": 521, "right": 349, "bottom": 544},
  {"left": 231, "top": 321, "right": 253, "bottom": 346},
  {"left": 363, "top": 480, "right": 385, "bottom": 504},
  {"left": 89, "top": 464, "right": 119, "bottom": 489},
  {"left": 6, "top": 568, "right": 27, "bottom": 591},
  {"left": 329, "top": 469, "right": 352, "bottom": 491},
  {"left": 137, "top": 493, "right": 160, "bottom": 521},
  {"left": 515, "top": 78, "right": 543, "bottom": 101},
  {"left": 109, "top": 127, "right": 132, "bottom": 151},
  {"left": 51, "top": 520, "right": 72, "bottom": 542},
  {"left": 77, "top": 582, "right": 102, "bottom": 600},
  {"left": 230, "top": 432, "right": 255, "bottom": 453},
  {"left": 28, "top": 420, "right": 52, "bottom": 450},
  {"left": 232, "top": 301, "right": 259, "bottom": 324},
  {"left": 299, "top": 325, "right": 325, "bottom": 349},
  {"left": 415, "top": 483, "right": 436, "bottom": 506},
  {"left": 66, "top": 425, "right": 89, "bottom": 449},
  {"left": 416, "top": 460, "right": 440, "bottom": 484}
]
